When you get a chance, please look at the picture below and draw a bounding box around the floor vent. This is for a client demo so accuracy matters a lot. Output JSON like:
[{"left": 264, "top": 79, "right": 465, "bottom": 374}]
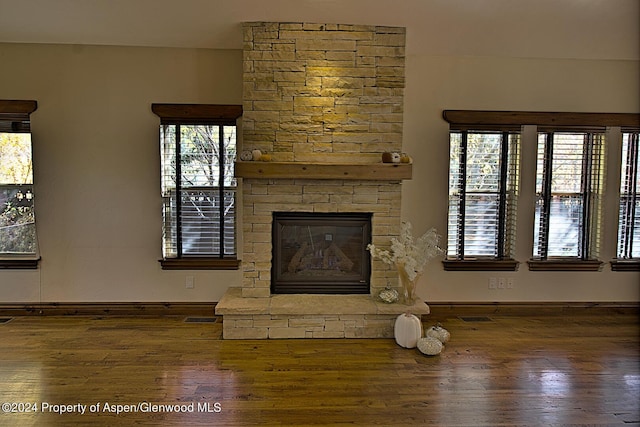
[
  {"left": 0, "top": 318, "right": 14, "bottom": 324},
  {"left": 459, "top": 316, "right": 492, "bottom": 322},
  {"left": 184, "top": 317, "right": 217, "bottom": 323}
]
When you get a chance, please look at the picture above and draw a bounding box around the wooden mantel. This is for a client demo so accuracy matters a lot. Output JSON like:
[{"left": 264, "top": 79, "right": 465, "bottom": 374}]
[{"left": 235, "top": 161, "right": 412, "bottom": 181}]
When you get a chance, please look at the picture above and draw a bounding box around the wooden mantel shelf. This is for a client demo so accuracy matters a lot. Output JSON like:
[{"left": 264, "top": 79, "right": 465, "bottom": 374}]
[{"left": 235, "top": 161, "right": 412, "bottom": 181}]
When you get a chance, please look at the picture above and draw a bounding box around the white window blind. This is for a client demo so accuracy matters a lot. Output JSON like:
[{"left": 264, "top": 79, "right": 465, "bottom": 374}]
[
  {"left": 534, "top": 131, "right": 603, "bottom": 259},
  {"left": 161, "top": 124, "right": 237, "bottom": 258},
  {"left": 617, "top": 131, "right": 639, "bottom": 259},
  {"left": 447, "top": 130, "right": 519, "bottom": 259}
]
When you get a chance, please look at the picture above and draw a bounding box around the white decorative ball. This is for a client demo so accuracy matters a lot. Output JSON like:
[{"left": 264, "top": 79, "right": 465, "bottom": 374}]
[
  {"left": 426, "top": 324, "right": 451, "bottom": 343},
  {"left": 417, "top": 336, "right": 444, "bottom": 356}
]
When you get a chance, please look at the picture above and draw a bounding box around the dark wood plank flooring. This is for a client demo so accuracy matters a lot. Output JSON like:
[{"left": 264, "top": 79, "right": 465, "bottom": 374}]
[{"left": 0, "top": 313, "right": 638, "bottom": 426}]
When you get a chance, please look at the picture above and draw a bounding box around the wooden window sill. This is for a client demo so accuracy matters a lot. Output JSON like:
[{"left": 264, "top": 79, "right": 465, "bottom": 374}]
[
  {"left": 0, "top": 257, "right": 40, "bottom": 269},
  {"left": 442, "top": 258, "right": 520, "bottom": 271},
  {"left": 610, "top": 259, "right": 640, "bottom": 272},
  {"left": 159, "top": 258, "right": 241, "bottom": 270},
  {"left": 527, "top": 259, "right": 603, "bottom": 272}
]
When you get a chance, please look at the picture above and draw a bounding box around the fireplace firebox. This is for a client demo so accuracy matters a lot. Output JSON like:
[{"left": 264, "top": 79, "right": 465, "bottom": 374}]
[{"left": 271, "top": 212, "right": 372, "bottom": 294}]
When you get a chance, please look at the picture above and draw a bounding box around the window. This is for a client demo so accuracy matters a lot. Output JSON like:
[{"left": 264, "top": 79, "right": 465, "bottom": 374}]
[
  {"left": 442, "top": 110, "right": 640, "bottom": 272},
  {"left": 613, "top": 130, "right": 640, "bottom": 270},
  {"left": 152, "top": 104, "right": 242, "bottom": 270},
  {"left": 444, "top": 127, "right": 520, "bottom": 271},
  {"left": 532, "top": 131, "right": 603, "bottom": 268},
  {"left": 0, "top": 100, "right": 39, "bottom": 269}
]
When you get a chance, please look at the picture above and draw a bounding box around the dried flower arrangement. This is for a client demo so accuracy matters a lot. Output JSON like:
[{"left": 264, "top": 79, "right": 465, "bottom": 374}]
[
  {"left": 368, "top": 222, "right": 444, "bottom": 280},
  {"left": 367, "top": 222, "right": 444, "bottom": 303}
]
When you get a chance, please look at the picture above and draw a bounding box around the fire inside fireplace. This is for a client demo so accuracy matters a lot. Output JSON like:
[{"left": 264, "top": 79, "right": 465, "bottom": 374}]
[{"left": 271, "top": 212, "right": 372, "bottom": 294}]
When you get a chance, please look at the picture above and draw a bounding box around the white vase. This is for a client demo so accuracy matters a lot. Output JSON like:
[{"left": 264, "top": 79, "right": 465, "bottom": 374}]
[{"left": 396, "top": 262, "right": 420, "bottom": 305}]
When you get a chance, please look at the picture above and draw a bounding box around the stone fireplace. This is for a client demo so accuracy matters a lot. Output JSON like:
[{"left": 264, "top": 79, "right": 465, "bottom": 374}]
[{"left": 215, "top": 22, "right": 429, "bottom": 339}]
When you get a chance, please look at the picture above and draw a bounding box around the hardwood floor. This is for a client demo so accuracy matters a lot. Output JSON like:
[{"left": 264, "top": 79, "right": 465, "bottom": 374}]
[{"left": 0, "top": 312, "right": 638, "bottom": 426}]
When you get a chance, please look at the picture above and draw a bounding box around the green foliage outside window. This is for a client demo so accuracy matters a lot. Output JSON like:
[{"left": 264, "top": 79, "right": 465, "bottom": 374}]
[{"left": 0, "top": 132, "right": 37, "bottom": 254}]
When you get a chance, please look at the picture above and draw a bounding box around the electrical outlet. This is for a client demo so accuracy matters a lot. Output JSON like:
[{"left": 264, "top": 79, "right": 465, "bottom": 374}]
[
  {"left": 498, "top": 277, "right": 506, "bottom": 289},
  {"left": 488, "top": 277, "right": 497, "bottom": 289},
  {"left": 507, "top": 278, "right": 514, "bottom": 289},
  {"left": 185, "top": 276, "right": 194, "bottom": 289}
]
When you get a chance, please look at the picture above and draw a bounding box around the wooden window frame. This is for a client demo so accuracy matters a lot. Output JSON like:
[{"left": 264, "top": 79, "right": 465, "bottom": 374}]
[
  {"left": 443, "top": 110, "right": 640, "bottom": 273},
  {"left": 152, "top": 104, "right": 242, "bottom": 270},
  {"left": 445, "top": 128, "right": 520, "bottom": 271},
  {"left": 532, "top": 130, "right": 604, "bottom": 270},
  {"left": 0, "top": 100, "right": 40, "bottom": 270},
  {"left": 611, "top": 129, "right": 640, "bottom": 271}
]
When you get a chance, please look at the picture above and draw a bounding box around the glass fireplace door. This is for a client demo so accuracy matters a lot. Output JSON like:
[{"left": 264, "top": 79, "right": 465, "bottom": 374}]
[{"left": 272, "top": 212, "right": 372, "bottom": 294}]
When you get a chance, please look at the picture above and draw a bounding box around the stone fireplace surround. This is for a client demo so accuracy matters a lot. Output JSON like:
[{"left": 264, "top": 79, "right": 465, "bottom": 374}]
[{"left": 214, "top": 22, "right": 430, "bottom": 339}]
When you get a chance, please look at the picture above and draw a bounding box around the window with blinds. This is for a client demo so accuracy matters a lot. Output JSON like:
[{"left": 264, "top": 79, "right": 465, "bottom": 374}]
[
  {"left": 447, "top": 130, "right": 520, "bottom": 260},
  {"left": 533, "top": 131, "right": 603, "bottom": 260},
  {"left": 152, "top": 103, "right": 242, "bottom": 270},
  {"left": 161, "top": 124, "right": 237, "bottom": 258},
  {"left": 443, "top": 110, "right": 639, "bottom": 271},
  {"left": 0, "top": 100, "right": 39, "bottom": 268},
  {"left": 617, "top": 131, "right": 639, "bottom": 259}
]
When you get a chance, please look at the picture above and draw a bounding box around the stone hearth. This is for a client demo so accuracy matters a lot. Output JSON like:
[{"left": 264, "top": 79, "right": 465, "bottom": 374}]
[
  {"left": 217, "top": 288, "right": 429, "bottom": 339},
  {"left": 215, "top": 22, "right": 430, "bottom": 339}
]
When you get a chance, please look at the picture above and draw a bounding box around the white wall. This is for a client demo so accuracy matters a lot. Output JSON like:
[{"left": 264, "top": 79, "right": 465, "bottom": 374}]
[{"left": 0, "top": 38, "right": 638, "bottom": 303}]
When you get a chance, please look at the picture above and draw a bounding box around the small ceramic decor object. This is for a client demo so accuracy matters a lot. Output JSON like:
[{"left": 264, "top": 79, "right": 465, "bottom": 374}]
[
  {"left": 378, "top": 284, "right": 399, "bottom": 304},
  {"left": 251, "top": 149, "right": 262, "bottom": 161},
  {"left": 426, "top": 323, "right": 450, "bottom": 343},
  {"left": 417, "top": 336, "right": 443, "bottom": 356},
  {"left": 390, "top": 152, "right": 401, "bottom": 163},
  {"left": 400, "top": 153, "right": 412, "bottom": 163},
  {"left": 382, "top": 152, "right": 393, "bottom": 163},
  {"left": 394, "top": 313, "right": 423, "bottom": 348},
  {"left": 259, "top": 154, "right": 272, "bottom": 161},
  {"left": 240, "top": 150, "right": 253, "bottom": 161}
]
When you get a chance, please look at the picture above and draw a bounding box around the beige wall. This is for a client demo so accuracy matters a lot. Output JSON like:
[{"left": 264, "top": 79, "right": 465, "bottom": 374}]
[
  {"left": 0, "top": 41, "right": 638, "bottom": 303},
  {"left": 0, "top": 43, "right": 243, "bottom": 302},
  {"left": 403, "top": 55, "right": 640, "bottom": 302}
]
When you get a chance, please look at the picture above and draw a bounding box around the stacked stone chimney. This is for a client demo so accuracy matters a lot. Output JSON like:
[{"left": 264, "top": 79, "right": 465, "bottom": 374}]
[
  {"left": 242, "top": 22, "right": 406, "bottom": 162},
  {"left": 215, "top": 22, "right": 430, "bottom": 339}
]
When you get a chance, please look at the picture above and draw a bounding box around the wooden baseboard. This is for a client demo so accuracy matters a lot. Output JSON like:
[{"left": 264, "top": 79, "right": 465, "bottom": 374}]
[
  {"left": 0, "top": 302, "right": 217, "bottom": 317},
  {"left": 0, "top": 301, "right": 637, "bottom": 317},
  {"left": 428, "top": 302, "right": 639, "bottom": 317}
]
